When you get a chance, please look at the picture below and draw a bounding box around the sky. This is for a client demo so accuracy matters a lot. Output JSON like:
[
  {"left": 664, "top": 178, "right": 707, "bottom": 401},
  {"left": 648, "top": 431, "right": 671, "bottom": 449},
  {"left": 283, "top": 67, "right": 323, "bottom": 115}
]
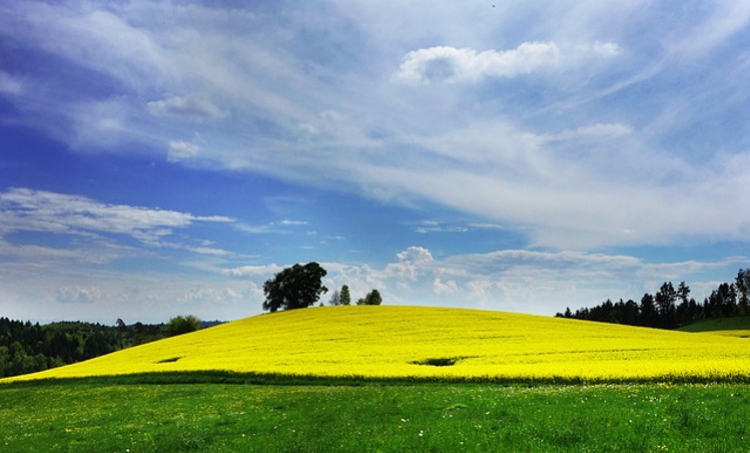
[{"left": 1, "top": 0, "right": 749, "bottom": 324}]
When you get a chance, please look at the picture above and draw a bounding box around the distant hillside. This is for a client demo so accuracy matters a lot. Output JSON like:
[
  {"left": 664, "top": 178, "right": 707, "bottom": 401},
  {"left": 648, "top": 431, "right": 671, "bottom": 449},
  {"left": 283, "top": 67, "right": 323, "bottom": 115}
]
[
  {"left": 4, "top": 306, "right": 750, "bottom": 384},
  {"left": 677, "top": 317, "right": 750, "bottom": 338}
]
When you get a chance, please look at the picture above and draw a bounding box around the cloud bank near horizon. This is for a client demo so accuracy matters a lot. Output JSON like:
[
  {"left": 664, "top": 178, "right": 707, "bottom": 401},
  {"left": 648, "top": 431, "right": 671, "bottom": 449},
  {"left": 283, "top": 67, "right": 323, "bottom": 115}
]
[{"left": 0, "top": 186, "right": 741, "bottom": 322}]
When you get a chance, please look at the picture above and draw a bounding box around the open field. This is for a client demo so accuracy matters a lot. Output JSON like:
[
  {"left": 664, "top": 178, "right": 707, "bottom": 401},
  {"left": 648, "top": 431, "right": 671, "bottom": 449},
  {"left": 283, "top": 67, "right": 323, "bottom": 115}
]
[
  {"left": 2, "top": 379, "right": 749, "bottom": 452},
  {"left": 677, "top": 316, "right": 750, "bottom": 338},
  {"left": 3, "top": 307, "right": 750, "bottom": 452},
  {"left": 5, "top": 306, "right": 750, "bottom": 384}
]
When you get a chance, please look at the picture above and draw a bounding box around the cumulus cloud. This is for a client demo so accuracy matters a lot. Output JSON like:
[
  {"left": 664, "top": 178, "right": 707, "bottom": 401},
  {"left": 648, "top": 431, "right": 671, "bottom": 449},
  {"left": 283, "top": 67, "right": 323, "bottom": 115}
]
[
  {"left": 393, "top": 42, "right": 562, "bottom": 84},
  {"left": 388, "top": 246, "right": 435, "bottom": 281},
  {"left": 316, "top": 247, "right": 747, "bottom": 315}
]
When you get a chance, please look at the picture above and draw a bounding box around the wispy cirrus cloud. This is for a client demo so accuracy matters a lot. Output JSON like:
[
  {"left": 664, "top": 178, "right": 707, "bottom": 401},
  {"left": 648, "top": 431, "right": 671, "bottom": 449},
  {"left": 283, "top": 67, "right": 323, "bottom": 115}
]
[
  {"left": 0, "top": 188, "right": 233, "bottom": 257},
  {"left": 148, "top": 95, "right": 230, "bottom": 121}
]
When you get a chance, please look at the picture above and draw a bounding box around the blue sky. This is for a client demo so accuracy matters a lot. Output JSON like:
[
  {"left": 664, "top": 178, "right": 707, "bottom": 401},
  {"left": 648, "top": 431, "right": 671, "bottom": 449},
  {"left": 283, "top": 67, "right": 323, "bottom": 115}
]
[{"left": 1, "top": 0, "right": 749, "bottom": 323}]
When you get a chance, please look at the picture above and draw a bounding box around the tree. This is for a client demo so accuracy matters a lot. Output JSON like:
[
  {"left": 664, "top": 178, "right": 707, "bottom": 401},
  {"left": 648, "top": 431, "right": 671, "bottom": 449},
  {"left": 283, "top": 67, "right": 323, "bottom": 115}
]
[
  {"left": 736, "top": 268, "right": 750, "bottom": 315},
  {"left": 167, "top": 315, "right": 201, "bottom": 336},
  {"left": 356, "top": 289, "right": 383, "bottom": 306},
  {"left": 340, "top": 285, "right": 351, "bottom": 306},
  {"left": 677, "top": 282, "right": 691, "bottom": 306},
  {"left": 262, "top": 262, "right": 328, "bottom": 312},
  {"left": 328, "top": 289, "right": 341, "bottom": 306},
  {"left": 639, "top": 293, "right": 657, "bottom": 327},
  {"left": 365, "top": 289, "right": 383, "bottom": 305},
  {"left": 655, "top": 282, "right": 677, "bottom": 328}
]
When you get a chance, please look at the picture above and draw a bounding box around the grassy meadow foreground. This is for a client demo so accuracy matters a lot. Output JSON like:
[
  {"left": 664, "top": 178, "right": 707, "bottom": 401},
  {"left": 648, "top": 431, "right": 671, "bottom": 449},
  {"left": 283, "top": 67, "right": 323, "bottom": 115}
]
[
  {"left": 5, "top": 306, "right": 750, "bottom": 384},
  {"left": 2, "top": 380, "right": 749, "bottom": 452}
]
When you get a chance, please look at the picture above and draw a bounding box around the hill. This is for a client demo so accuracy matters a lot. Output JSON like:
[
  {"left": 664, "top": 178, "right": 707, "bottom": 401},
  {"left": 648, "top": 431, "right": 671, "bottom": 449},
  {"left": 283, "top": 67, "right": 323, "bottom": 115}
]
[
  {"left": 677, "top": 316, "right": 750, "bottom": 338},
  {"left": 4, "top": 306, "right": 750, "bottom": 383}
]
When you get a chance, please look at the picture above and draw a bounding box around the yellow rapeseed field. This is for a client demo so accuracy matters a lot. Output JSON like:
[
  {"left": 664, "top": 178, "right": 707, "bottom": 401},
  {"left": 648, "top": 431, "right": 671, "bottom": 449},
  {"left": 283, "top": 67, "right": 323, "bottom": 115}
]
[{"left": 4, "top": 306, "right": 750, "bottom": 383}]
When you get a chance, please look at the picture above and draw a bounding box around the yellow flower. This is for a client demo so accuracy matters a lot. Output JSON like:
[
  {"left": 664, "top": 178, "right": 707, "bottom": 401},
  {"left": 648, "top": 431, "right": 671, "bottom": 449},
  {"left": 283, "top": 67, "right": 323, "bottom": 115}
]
[{"left": 4, "top": 306, "right": 750, "bottom": 383}]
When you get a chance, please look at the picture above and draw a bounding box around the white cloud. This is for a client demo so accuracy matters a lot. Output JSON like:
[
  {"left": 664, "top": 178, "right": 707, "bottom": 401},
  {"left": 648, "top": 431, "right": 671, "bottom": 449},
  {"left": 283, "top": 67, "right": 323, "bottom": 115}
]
[
  {"left": 393, "top": 42, "right": 562, "bottom": 84},
  {"left": 148, "top": 95, "right": 229, "bottom": 121},
  {"left": 392, "top": 40, "right": 622, "bottom": 84},
  {"left": 168, "top": 140, "right": 200, "bottom": 162},
  {"left": 234, "top": 219, "right": 311, "bottom": 235},
  {"left": 0, "top": 263, "right": 258, "bottom": 323},
  {"left": 548, "top": 122, "right": 634, "bottom": 141},
  {"left": 6, "top": 243, "right": 740, "bottom": 323},
  {"left": 589, "top": 41, "right": 622, "bottom": 57},
  {"left": 411, "top": 220, "right": 469, "bottom": 234},
  {"left": 1, "top": 1, "right": 750, "bottom": 253},
  {"left": 394, "top": 246, "right": 434, "bottom": 269},
  {"left": 223, "top": 264, "right": 284, "bottom": 278},
  {"left": 317, "top": 247, "right": 748, "bottom": 315},
  {"left": 56, "top": 286, "right": 101, "bottom": 304},
  {"left": 0, "top": 188, "right": 233, "bottom": 256},
  {"left": 433, "top": 277, "right": 458, "bottom": 295},
  {"left": 68, "top": 98, "right": 133, "bottom": 149}
]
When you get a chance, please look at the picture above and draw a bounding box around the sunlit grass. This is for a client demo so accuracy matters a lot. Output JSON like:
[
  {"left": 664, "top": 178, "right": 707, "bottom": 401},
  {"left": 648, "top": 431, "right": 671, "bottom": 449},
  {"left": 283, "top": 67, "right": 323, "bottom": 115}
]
[
  {"left": 5, "top": 306, "right": 750, "bottom": 383},
  {"left": 3, "top": 382, "right": 749, "bottom": 452}
]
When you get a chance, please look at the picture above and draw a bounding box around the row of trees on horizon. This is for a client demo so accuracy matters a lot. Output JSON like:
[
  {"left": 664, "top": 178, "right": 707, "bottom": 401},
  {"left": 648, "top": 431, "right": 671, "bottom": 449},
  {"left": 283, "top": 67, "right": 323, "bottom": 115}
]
[{"left": 557, "top": 268, "right": 750, "bottom": 329}]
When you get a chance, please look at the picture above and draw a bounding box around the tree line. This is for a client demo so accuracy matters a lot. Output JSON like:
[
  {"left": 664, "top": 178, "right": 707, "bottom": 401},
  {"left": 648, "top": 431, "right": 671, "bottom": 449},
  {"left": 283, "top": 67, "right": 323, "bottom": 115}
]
[
  {"left": 0, "top": 315, "right": 207, "bottom": 378},
  {"left": 557, "top": 268, "right": 750, "bottom": 329}
]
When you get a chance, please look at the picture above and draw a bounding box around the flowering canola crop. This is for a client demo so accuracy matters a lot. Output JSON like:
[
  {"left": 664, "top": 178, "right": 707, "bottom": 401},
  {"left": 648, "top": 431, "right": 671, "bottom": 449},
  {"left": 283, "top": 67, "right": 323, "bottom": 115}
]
[{"left": 5, "top": 306, "right": 750, "bottom": 383}]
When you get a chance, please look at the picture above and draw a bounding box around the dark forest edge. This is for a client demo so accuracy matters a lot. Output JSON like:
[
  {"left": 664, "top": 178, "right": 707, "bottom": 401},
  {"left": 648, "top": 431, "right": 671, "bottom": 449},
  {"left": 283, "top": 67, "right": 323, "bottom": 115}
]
[
  {"left": 557, "top": 268, "right": 750, "bottom": 330},
  {"left": 0, "top": 316, "right": 222, "bottom": 378}
]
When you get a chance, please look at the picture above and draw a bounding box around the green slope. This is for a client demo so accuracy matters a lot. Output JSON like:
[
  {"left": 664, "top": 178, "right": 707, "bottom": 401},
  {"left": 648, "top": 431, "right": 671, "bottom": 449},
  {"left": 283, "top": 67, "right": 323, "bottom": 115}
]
[{"left": 677, "top": 317, "right": 750, "bottom": 337}]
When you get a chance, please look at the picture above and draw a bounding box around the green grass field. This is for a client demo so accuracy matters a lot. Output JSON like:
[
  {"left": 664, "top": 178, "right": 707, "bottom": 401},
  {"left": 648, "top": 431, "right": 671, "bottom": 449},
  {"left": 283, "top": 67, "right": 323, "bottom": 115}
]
[
  {"left": 1, "top": 378, "right": 749, "bottom": 452},
  {"left": 677, "top": 316, "right": 750, "bottom": 337}
]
